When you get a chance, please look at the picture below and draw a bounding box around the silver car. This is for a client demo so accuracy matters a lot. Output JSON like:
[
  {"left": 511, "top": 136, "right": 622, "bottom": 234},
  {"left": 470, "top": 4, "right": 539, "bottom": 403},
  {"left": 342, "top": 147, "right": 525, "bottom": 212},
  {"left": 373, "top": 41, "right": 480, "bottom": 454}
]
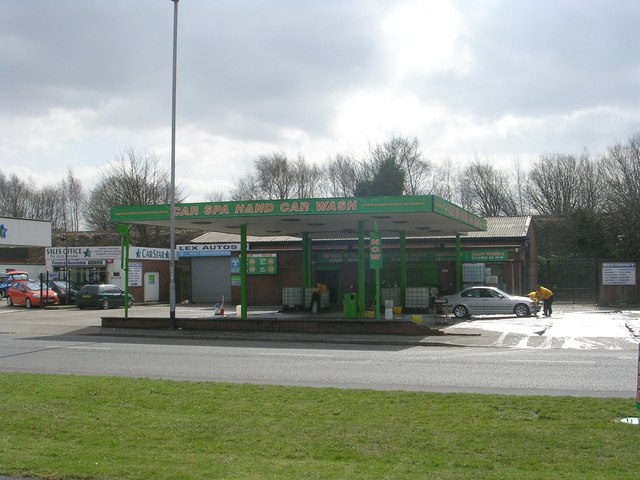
[{"left": 443, "top": 286, "right": 538, "bottom": 318}]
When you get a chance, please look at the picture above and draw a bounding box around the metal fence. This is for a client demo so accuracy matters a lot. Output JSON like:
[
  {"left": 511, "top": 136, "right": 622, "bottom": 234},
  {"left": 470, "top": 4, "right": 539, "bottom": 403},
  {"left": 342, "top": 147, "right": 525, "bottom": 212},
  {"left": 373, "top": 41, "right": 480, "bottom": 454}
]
[{"left": 536, "top": 258, "right": 599, "bottom": 304}]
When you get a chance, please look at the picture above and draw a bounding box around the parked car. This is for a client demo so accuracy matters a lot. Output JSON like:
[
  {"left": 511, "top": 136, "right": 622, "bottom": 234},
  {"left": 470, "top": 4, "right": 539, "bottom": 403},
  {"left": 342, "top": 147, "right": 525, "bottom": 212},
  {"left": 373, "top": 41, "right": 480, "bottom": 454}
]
[
  {"left": 45, "top": 279, "right": 78, "bottom": 305},
  {"left": 443, "top": 286, "right": 538, "bottom": 318},
  {"left": 6, "top": 281, "right": 59, "bottom": 308},
  {"left": 0, "top": 271, "right": 30, "bottom": 299},
  {"left": 77, "top": 284, "right": 134, "bottom": 309}
]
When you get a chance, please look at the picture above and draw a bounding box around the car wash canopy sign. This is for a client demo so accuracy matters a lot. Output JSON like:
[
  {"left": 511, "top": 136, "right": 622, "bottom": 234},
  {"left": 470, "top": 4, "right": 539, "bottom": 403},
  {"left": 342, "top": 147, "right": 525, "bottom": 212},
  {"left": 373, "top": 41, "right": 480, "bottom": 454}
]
[
  {"left": 111, "top": 195, "right": 486, "bottom": 229},
  {"left": 172, "top": 199, "right": 358, "bottom": 217}
]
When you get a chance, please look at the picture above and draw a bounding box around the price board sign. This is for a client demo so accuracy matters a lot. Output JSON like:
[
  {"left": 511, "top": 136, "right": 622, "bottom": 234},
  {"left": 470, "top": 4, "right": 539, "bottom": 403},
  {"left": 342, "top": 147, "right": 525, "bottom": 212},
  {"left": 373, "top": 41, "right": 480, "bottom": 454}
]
[{"left": 246, "top": 253, "right": 277, "bottom": 274}]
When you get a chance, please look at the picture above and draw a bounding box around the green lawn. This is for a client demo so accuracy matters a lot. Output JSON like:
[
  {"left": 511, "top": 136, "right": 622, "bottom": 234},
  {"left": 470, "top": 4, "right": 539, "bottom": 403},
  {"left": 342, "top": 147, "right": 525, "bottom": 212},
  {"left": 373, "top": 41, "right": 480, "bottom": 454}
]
[{"left": 1, "top": 372, "right": 638, "bottom": 479}]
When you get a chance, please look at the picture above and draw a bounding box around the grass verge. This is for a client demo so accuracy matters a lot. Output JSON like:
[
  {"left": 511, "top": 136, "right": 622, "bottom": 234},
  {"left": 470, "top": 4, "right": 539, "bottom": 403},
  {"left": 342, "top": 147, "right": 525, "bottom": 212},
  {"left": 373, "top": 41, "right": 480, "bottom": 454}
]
[{"left": 1, "top": 372, "right": 638, "bottom": 479}]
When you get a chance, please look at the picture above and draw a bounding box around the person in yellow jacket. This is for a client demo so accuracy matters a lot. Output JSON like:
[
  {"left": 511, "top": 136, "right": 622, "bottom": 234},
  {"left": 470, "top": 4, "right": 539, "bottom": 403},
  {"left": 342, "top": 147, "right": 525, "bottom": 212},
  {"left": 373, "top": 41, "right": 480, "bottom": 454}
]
[
  {"left": 536, "top": 284, "right": 554, "bottom": 317},
  {"left": 527, "top": 291, "right": 540, "bottom": 313},
  {"left": 310, "top": 282, "right": 327, "bottom": 313}
]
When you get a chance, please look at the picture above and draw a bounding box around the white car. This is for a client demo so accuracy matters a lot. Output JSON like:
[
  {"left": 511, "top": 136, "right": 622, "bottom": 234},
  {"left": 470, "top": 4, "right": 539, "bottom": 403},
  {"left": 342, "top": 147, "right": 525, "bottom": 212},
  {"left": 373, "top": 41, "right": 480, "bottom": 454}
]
[{"left": 443, "top": 286, "right": 538, "bottom": 318}]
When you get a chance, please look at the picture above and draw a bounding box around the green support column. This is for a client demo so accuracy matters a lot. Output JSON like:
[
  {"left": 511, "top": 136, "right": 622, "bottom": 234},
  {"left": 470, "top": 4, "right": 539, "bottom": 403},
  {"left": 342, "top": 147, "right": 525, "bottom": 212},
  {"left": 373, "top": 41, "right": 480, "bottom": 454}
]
[
  {"left": 302, "top": 233, "right": 313, "bottom": 309},
  {"left": 373, "top": 222, "right": 380, "bottom": 321},
  {"left": 118, "top": 224, "right": 130, "bottom": 319},
  {"left": 636, "top": 343, "right": 640, "bottom": 412},
  {"left": 301, "top": 233, "right": 309, "bottom": 289},
  {"left": 358, "top": 220, "right": 365, "bottom": 318},
  {"left": 400, "top": 232, "right": 407, "bottom": 307},
  {"left": 456, "top": 233, "right": 462, "bottom": 292},
  {"left": 306, "top": 234, "right": 313, "bottom": 288},
  {"left": 241, "top": 224, "right": 247, "bottom": 319}
]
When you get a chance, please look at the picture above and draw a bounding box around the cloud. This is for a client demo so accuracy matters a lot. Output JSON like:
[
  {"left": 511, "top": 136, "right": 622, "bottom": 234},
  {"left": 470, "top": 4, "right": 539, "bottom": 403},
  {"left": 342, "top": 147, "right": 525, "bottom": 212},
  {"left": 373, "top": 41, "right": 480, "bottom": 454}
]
[{"left": 1, "top": 0, "right": 640, "bottom": 202}]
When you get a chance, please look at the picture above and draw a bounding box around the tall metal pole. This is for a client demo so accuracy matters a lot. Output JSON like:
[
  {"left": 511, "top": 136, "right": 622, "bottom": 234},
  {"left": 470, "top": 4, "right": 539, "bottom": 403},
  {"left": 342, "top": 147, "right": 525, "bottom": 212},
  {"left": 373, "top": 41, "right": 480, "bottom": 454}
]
[
  {"left": 64, "top": 234, "right": 69, "bottom": 305},
  {"left": 169, "top": 0, "right": 179, "bottom": 328}
]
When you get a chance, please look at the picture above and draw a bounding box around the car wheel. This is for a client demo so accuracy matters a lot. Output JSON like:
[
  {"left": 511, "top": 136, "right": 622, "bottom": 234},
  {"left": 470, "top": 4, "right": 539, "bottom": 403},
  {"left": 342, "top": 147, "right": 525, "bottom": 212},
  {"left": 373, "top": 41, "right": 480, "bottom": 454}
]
[
  {"left": 127, "top": 298, "right": 134, "bottom": 308},
  {"left": 452, "top": 305, "right": 469, "bottom": 318},
  {"left": 514, "top": 303, "right": 530, "bottom": 317},
  {"left": 6, "top": 296, "right": 13, "bottom": 306},
  {"left": 0, "top": 290, "right": 4, "bottom": 299},
  {"left": 101, "top": 299, "right": 110, "bottom": 310},
  {"left": 25, "top": 298, "right": 32, "bottom": 309}
]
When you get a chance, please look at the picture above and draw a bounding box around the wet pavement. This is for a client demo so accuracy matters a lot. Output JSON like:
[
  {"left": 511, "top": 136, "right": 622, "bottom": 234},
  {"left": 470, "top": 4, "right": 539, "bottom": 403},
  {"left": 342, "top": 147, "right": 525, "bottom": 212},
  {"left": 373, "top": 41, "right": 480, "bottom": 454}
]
[
  {"left": 2, "top": 301, "right": 639, "bottom": 350},
  {"left": 91, "top": 302, "right": 640, "bottom": 350}
]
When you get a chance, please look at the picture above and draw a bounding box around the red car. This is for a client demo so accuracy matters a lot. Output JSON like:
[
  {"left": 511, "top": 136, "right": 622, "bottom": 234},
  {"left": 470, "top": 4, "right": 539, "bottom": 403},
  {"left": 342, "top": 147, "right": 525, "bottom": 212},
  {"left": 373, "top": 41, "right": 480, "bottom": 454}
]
[{"left": 6, "top": 281, "right": 59, "bottom": 308}]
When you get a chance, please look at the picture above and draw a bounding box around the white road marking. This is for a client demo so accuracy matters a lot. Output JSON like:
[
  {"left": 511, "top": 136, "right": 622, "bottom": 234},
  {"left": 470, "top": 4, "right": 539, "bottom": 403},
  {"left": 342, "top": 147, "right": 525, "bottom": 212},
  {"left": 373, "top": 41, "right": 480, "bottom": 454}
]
[
  {"left": 46, "top": 345, "right": 111, "bottom": 350},
  {"left": 507, "top": 359, "right": 596, "bottom": 364}
]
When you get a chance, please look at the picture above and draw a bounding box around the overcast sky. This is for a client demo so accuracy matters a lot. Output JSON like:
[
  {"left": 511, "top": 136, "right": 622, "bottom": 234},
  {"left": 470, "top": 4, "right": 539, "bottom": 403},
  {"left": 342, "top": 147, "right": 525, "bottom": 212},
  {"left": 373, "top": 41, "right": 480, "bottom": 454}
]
[{"left": 2, "top": 0, "right": 640, "bottom": 202}]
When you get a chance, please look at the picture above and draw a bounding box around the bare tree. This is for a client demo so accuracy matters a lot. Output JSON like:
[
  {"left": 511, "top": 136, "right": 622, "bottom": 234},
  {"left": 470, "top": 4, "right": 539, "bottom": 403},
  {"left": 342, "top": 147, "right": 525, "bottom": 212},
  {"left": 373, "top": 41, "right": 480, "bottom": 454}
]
[
  {"left": 1, "top": 173, "right": 33, "bottom": 218},
  {"left": 0, "top": 168, "right": 85, "bottom": 230},
  {"left": 368, "top": 136, "right": 432, "bottom": 195},
  {"left": 600, "top": 133, "right": 640, "bottom": 256},
  {"left": 292, "top": 155, "right": 323, "bottom": 198},
  {"left": 322, "top": 153, "right": 359, "bottom": 197},
  {"left": 575, "top": 151, "right": 603, "bottom": 214},
  {"left": 230, "top": 175, "right": 262, "bottom": 201},
  {"left": 85, "top": 147, "right": 185, "bottom": 244},
  {"left": 205, "top": 191, "right": 228, "bottom": 202},
  {"left": 512, "top": 156, "right": 531, "bottom": 215},
  {"left": 458, "top": 157, "right": 519, "bottom": 216},
  {"left": 355, "top": 157, "right": 405, "bottom": 196},
  {"left": 427, "top": 158, "right": 458, "bottom": 202},
  {"left": 255, "top": 152, "right": 296, "bottom": 199},
  {"left": 62, "top": 168, "right": 85, "bottom": 231},
  {"left": 84, "top": 182, "right": 115, "bottom": 231},
  {"left": 231, "top": 152, "right": 324, "bottom": 200},
  {"left": 29, "top": 184, "right": 64, "bottom": 229},
  {"left": 526, "top": 153, "right": 584, "bottom": 215}
]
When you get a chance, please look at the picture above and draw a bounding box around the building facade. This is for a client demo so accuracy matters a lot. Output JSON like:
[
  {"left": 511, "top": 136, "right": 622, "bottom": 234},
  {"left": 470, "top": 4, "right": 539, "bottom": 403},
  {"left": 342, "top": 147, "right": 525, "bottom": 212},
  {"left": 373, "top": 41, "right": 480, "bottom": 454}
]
[{"left": 177, "top": 216, "right": 537, "bottom": 308}]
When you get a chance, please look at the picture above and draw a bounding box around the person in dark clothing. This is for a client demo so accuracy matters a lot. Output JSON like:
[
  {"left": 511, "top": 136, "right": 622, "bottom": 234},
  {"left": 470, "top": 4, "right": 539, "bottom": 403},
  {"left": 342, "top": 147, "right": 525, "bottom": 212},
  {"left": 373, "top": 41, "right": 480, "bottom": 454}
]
[{"left": 536, "top": 284, "right": 554, "bottom": 317}]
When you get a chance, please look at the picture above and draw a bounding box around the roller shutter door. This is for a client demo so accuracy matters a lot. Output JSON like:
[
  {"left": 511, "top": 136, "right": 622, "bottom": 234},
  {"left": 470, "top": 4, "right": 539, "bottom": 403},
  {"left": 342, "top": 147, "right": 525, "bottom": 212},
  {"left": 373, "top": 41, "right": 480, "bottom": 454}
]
[{"left": 191, "top": 257, "right": 231, "bottom": 304}]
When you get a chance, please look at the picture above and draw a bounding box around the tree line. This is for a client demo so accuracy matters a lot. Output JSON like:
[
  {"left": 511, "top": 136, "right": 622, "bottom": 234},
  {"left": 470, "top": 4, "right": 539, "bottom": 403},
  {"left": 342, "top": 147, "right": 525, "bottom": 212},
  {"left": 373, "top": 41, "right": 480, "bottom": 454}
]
[{"left": 2, "top": 133, "right": 640, "bottom": 258}]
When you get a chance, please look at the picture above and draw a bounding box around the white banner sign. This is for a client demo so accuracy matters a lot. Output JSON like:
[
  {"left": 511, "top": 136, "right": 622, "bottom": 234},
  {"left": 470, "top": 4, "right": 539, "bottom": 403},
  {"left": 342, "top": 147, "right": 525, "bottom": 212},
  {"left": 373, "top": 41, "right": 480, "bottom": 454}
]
[
  {"left": 602, "top": 262, "right": 636, "bottom": 285},
  {"left": 128, "top": 262, "right": 143, "bottom": 287}
]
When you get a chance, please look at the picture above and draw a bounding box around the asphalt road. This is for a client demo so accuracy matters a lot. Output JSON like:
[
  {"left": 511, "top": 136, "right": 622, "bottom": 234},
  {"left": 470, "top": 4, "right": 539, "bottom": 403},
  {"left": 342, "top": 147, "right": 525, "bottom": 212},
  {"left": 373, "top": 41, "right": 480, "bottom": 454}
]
[
  {"left": 0, "top": 303, "right": 637, "bottom": 397},
  {"left": 0, "top": 333, "right": 636, "bottom": 397}
]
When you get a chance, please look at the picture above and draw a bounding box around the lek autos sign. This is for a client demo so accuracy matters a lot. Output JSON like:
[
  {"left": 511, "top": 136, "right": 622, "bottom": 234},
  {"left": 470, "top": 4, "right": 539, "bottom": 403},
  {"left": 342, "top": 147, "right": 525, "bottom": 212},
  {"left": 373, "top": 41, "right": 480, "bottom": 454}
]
[{"left": 176, "top": 243, "right": 241, "bottom": 257}]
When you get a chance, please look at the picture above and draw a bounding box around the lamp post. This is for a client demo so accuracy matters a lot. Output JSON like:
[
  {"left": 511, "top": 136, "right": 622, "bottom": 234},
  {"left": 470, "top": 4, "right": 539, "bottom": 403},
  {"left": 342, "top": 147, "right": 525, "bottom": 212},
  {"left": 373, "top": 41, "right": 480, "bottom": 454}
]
[
  {"left": 60, "top": 234, "right": 69, "bottom": 305},
  {"left": 169, "top": 0, "right": 179, "bottom": 328}
]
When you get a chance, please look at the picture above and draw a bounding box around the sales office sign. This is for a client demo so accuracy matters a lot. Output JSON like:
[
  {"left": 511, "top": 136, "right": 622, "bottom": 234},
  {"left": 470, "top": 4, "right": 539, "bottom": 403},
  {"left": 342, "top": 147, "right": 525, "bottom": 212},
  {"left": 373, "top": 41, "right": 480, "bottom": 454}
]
[{"left": 46, "top": 246, "right": 170, "bottom": 265}]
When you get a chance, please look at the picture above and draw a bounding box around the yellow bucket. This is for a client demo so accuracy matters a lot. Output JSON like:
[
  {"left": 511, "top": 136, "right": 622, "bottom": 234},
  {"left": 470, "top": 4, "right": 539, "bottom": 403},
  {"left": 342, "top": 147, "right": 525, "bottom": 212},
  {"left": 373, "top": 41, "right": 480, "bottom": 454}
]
[
  {"left": 365, "top": 310, "right": 375, "bottom": 319},
  {"left": 393, "top": 306, "right": 402, "bottom": 314},
  {"left": 412, "top": 315, "right": 423, "bottom": 325}
]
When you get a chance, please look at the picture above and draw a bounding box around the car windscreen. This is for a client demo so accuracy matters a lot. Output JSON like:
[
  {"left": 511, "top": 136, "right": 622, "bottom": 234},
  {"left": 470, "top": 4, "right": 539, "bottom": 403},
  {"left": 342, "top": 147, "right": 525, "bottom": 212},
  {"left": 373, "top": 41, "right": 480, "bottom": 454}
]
[
  {"left": 25, "top": 282, "right": 47, "bottom": 291},
  {"left": 11, "top": 274, "right": 29, "bottom": 281}
]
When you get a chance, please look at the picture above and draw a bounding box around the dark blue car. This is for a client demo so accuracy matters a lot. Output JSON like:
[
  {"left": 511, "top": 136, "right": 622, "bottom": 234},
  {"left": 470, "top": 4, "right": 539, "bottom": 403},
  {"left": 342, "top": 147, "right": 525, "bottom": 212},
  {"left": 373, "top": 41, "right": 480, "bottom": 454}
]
[{"left": 77, "top": 284, "right": 134, "bottom": 309}]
